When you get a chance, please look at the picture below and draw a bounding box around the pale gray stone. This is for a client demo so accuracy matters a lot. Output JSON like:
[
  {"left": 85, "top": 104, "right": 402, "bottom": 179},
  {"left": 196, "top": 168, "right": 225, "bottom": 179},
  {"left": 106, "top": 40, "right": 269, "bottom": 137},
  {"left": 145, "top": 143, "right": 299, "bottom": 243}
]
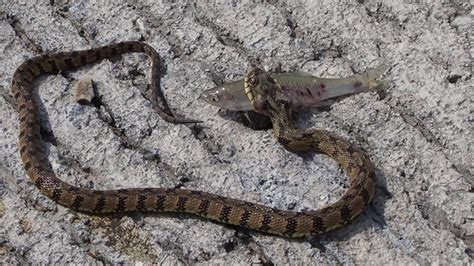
[{"left": 0, "top": 1, "right": 471, "bottom": 264}]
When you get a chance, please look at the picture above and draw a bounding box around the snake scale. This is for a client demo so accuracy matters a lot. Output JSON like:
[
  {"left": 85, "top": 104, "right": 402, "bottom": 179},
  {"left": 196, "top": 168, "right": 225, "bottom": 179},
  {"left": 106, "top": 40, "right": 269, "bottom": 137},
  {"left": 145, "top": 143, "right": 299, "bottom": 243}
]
[{"left": 12, "top": 41, "right": 376, "bottom": 238}]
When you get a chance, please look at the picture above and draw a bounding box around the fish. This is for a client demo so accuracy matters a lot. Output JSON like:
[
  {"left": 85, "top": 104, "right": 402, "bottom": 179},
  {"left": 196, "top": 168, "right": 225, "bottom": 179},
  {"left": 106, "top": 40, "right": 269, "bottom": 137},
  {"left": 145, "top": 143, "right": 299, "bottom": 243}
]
[{"left": 200, "top": 65, "right": 389, "bottom": 111}]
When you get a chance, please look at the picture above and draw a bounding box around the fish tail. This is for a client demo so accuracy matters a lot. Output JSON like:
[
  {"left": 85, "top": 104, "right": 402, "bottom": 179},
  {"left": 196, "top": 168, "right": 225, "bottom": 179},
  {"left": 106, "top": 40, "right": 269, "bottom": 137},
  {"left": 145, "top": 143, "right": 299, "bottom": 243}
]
[{"left": 358, "top": 64, "right": 391, "bottom": 91}]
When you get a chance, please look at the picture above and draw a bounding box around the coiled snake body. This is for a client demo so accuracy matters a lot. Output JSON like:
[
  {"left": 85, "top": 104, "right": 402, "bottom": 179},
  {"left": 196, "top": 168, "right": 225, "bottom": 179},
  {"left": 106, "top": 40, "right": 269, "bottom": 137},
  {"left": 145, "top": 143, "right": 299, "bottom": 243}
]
[{"left": 12, "top": 42, "right": 375, "bottom": 238}]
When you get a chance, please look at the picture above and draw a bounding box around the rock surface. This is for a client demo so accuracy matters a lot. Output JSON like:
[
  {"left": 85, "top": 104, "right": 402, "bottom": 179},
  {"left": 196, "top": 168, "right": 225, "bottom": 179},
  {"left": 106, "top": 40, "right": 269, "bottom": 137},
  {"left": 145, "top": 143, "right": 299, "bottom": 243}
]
[{"left": 0, "top": 1, "right": 472, "bottom": 264}]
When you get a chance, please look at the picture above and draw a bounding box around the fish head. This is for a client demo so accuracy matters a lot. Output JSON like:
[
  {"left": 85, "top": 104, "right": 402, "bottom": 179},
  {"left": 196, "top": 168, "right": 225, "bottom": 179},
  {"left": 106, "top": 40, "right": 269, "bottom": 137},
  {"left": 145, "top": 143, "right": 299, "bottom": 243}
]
[{"left": 200, "top": 80, "right": 253, "bottom": 111}]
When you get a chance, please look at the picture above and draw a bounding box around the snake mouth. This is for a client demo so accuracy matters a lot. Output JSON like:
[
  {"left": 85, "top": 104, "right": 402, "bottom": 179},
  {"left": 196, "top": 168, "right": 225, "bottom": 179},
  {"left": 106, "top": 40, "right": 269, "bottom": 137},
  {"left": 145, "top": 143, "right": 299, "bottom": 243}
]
[{"left": 244, "top": 75, "right": 255, "bottom": 103}]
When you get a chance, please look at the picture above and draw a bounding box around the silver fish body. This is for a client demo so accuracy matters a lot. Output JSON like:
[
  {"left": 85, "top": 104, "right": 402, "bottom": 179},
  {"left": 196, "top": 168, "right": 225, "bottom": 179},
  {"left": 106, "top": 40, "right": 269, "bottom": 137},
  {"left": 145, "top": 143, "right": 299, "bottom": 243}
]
[{"left": 201, "top": 65, "right": 389, "bottom": 111}]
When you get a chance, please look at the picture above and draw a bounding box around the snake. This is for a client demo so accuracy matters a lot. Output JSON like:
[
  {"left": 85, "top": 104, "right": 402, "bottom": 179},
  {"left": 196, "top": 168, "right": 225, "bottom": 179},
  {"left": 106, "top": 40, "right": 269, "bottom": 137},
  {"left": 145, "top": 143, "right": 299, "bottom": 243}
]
[{"left": 12, "top": 42, "right": 376, "bottom": 238}]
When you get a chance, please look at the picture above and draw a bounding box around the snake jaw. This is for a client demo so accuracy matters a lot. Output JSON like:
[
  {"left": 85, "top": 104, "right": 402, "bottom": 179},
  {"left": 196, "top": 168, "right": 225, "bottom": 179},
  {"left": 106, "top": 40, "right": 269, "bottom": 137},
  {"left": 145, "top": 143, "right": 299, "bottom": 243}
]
[
  {"left": 244, "top": 75, "right": 255, "bottom": 103},
  {"left": 244, "top": 66, "right": 262, "bottom": 107},
  {"left": 252, "top": 95, "right": 268, "bottom": 114},
  {"left": 244, "top": 73, "right": 266, "bottom": 114}
]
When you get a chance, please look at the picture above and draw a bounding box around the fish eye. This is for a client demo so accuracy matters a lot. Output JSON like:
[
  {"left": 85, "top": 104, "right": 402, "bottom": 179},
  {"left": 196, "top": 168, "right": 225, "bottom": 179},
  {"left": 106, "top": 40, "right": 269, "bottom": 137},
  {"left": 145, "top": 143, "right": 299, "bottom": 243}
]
[{"left": 210, "top": 94, "right": 219, "bottom": 102}]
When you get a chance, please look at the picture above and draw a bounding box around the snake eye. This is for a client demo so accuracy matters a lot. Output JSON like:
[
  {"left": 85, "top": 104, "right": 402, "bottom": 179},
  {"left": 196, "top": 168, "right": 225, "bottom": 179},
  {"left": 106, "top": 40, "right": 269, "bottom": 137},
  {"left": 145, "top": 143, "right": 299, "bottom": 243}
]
[{"left": 248, "top": 76, "right": 257, "bottom": 87}]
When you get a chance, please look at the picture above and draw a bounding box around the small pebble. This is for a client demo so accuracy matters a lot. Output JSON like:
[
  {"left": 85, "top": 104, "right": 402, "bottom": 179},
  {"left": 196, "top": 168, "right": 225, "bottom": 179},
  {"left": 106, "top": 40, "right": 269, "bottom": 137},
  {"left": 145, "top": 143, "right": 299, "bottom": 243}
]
[{"left": 72, "top": 76, "right": 95, "bottom": 104}]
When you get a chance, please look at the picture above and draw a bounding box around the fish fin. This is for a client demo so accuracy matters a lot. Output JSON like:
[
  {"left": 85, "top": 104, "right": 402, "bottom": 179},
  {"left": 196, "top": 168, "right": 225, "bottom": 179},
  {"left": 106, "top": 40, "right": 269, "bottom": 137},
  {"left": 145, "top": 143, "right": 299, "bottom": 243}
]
[{"left": 364, "top": 64, "right": 394, "bottom": 91}]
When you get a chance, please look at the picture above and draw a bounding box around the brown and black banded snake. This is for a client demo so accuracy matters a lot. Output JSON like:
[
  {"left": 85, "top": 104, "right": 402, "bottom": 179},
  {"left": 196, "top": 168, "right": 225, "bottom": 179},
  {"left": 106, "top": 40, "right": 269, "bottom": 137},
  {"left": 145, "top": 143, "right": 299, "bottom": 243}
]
[{"left": 12, "top": 42, "right": 376, "bottom": 237}]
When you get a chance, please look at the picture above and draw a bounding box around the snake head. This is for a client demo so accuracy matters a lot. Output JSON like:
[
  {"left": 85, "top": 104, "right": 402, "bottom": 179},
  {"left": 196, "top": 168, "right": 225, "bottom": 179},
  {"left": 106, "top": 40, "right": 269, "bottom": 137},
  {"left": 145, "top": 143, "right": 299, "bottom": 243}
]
[{"left": 244, "top": 65, "right": 281, "bottom": 115}]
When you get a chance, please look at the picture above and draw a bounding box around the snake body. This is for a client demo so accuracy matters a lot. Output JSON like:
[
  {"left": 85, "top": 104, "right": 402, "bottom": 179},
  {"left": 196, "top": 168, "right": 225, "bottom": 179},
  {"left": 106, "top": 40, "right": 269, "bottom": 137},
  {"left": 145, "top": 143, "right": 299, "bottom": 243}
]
[{"left": 12, "top": 42, "right": 376, "bottom": 238}]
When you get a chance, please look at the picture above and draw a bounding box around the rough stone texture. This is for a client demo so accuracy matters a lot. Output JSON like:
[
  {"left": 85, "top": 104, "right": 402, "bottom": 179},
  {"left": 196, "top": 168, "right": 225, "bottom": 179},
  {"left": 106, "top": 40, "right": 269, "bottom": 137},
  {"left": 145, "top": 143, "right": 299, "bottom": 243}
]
[{"left": 0, "top": 0, "right": 472, "bottom": 264}]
